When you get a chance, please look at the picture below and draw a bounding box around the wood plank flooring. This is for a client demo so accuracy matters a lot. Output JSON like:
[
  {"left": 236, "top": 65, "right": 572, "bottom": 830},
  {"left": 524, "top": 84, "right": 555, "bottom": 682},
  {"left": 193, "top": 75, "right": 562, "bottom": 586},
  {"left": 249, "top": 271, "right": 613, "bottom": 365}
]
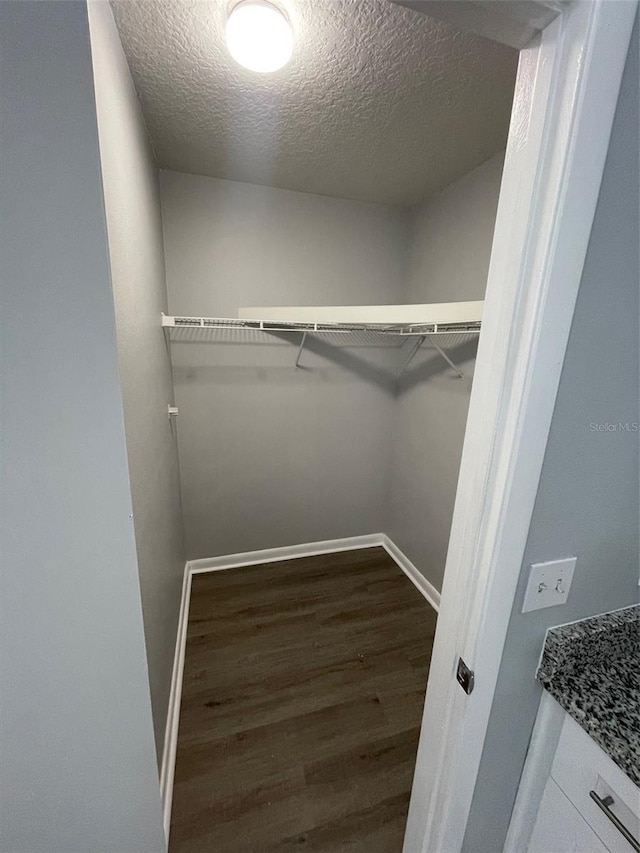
[{"left": 169, "top": 547, "right": 437, "bottom": 853}]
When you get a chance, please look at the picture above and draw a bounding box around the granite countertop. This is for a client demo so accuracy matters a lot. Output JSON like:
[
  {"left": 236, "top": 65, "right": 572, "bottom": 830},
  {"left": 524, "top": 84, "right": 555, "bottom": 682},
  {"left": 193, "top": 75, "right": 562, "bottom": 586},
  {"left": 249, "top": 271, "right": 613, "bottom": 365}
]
[{"left": 537, "top": 604, "right": 640, "bottom": 786}]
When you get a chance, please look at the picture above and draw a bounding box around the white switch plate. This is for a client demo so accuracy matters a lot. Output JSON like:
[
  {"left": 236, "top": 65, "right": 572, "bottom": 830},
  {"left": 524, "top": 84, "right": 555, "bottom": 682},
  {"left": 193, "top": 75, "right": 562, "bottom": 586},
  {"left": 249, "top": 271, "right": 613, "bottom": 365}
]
[{"left": 522, "top": 557, "right": 577, "bottom": 613}]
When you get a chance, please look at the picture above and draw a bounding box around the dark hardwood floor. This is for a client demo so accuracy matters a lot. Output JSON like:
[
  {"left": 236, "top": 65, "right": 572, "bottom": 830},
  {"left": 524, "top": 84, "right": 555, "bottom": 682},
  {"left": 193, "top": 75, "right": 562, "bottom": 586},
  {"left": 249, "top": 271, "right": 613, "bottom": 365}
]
[{"left": 169, "top": 547, "right": 437, "bottom": 853}]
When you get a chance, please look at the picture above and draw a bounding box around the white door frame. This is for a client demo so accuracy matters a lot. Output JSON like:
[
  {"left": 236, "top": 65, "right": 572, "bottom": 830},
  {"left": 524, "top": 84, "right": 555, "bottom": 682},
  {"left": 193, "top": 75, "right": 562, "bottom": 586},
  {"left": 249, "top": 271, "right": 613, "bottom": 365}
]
[{"left": 403, "top": 2, "right": 638, "bottom": 852}]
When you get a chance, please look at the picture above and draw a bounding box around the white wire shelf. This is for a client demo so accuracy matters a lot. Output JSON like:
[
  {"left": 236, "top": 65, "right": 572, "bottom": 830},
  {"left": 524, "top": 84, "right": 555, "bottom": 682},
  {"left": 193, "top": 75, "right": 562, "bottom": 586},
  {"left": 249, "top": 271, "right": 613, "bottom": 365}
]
[
  {"left": 161, "top": 314, "right": 482, "bottom": 338},
  {"left": 161, "top": 314, "right": 481, "bottom": 378}
]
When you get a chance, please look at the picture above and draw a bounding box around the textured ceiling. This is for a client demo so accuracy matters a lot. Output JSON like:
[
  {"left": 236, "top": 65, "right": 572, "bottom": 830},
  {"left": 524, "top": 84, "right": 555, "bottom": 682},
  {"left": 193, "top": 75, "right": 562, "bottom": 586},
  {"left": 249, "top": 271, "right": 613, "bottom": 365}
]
[{"left": 111, "top": 0, "right": 518, "bottom": 206}]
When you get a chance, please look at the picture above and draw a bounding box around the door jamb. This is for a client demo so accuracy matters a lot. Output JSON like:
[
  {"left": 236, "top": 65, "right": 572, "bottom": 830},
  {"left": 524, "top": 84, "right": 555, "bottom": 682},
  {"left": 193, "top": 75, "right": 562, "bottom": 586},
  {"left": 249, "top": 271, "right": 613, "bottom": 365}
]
[{"left": 403, "top": 3, "right": 638, "bottom": 851}]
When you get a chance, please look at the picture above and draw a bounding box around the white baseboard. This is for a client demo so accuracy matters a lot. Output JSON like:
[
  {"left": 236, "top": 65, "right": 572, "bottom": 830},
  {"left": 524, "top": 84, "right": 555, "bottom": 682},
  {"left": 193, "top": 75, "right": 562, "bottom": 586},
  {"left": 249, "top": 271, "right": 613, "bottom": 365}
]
[
  {"left": 187, "top": 533, "right": 385, "bottom": 574},
  {"left": 160, "top": 533, "right": 440, "bottom": 840},
  {"left": 159, "top": 563, "right": 192, "bottom": 842},
  {"left": 380, "top": 535, "right": 441, "bottom": 612}
]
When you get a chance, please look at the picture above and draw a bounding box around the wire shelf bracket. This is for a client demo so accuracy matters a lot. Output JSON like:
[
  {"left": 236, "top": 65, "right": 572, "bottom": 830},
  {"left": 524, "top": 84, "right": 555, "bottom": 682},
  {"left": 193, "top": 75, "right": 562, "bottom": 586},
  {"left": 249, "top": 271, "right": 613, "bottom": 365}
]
[
  {"left": 428, "top": 336, "right": 465, "bottom": 379},
  {"left": 396, "top": 335, "right": 426, "bottom": 379},
  {"left": 295, "top": 332, "right": 307, "bottom": 370}
]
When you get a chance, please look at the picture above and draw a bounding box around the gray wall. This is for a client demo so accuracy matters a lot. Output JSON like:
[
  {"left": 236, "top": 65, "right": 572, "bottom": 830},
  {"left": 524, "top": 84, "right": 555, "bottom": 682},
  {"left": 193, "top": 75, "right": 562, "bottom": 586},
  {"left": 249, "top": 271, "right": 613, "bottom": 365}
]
[
  {"left": 87, "top": 0, "right": 185, "bottom": 761},
  {"left": 388, "top": 154, "right": 504, "bottom": 590},
  {"left": 160, "top": 171, "right": 409, "bottom": 559},
  {"left": 462, "top": 22, "right": 639, "bottom": 853},
  {"left": 0, "top": 2, "right": 165, "bottom": 850}
]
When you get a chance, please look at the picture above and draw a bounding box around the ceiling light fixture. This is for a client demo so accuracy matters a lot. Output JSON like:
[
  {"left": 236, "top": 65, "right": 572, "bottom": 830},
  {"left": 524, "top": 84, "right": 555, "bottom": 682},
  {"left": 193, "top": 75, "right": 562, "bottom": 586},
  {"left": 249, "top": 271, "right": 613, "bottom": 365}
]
[{"left": 225, "top": 1, "right": 293, "bottom": 73}]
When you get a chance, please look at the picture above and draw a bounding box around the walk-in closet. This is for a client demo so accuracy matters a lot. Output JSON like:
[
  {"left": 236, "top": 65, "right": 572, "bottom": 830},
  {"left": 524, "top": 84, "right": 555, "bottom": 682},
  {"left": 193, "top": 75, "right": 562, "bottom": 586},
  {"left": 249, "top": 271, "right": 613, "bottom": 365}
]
[
  {"left": 6, "top": 0, "right": 639, "bottom": 850},
  {"left": 94, "top": 1, "right": 516, "bottom": 849}
]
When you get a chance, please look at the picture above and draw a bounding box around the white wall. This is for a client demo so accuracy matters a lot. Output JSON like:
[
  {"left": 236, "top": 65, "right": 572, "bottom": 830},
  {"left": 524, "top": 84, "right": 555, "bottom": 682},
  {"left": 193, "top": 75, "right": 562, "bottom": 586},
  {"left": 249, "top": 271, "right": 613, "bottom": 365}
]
[
  {"left": 463, "top": 21, "right": 639, "bottom": 851},
  {"left": 388, "top": 154, "right": 504, "bottom": 591},
  {"left": 160, "top": 171, "right": 409, "bottom": 559},
  {"left": 159, "top": 162, "right": 504, "bottom": 566},
  {"left": 87, "top": 0, "right": 185, "bottom": 761},
  {"left": 0, "top": 2, "right": 165, "bottom": 850}
]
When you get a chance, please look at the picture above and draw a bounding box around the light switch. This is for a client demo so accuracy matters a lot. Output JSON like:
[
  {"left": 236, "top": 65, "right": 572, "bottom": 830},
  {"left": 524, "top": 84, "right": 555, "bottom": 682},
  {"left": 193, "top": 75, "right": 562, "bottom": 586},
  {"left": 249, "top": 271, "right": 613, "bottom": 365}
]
[{"left": 522, "top": 557, "right": 576, "bottom": 613}]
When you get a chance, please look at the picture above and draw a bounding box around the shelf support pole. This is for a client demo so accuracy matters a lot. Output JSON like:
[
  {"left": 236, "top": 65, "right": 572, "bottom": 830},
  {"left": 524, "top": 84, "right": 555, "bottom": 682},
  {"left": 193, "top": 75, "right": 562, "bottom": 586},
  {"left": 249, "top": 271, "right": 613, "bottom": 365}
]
[
  {"left": 428, "top": 336, "right": 464, "bottom": 379},
  {"left": 396, "top": 335, "right": 426, "bottom": 379},
  {"left": 295, "top": 332, "right": 307, "bottom": 370}
]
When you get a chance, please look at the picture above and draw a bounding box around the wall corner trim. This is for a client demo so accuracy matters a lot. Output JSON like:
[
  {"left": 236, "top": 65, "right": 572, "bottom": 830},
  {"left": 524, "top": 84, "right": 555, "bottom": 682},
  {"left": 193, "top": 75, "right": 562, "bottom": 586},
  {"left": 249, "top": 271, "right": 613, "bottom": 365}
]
[
  {"left": 380, "top": 535, "right": 442, "bottom": 611},
  {"left": 159, "top": 533, "right": 440, "bottom": 840},
  {"left": 159, "top": 562, "right": 192, "bottom": 842}
]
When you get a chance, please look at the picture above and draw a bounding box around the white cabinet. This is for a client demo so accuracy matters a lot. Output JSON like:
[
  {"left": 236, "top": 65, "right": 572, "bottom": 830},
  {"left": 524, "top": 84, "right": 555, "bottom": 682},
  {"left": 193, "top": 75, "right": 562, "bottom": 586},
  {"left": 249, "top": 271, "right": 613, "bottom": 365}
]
[
  {"left": 508, "top": 696, "right": 640, "bottom": 853},
  {"left": 529, "top": 779, "right": 609, "bottom": 853},
  {"left": 548, "top": 714, "right": 640, "bottom": 853}
]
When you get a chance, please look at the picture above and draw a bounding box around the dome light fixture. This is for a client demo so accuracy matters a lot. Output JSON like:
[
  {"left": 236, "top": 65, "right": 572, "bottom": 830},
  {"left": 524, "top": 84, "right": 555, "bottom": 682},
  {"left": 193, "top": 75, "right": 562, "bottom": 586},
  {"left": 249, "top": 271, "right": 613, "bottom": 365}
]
[{"left": 225, "top": 1, "right": 293, "bottom": 73}]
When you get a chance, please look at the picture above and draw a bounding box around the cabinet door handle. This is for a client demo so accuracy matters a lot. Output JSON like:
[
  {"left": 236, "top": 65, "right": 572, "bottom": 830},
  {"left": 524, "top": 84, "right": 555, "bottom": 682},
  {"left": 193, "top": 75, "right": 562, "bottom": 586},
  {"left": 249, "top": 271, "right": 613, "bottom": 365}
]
[{"left": 589, "top": 790, "right": 640, "bottom": 851}]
